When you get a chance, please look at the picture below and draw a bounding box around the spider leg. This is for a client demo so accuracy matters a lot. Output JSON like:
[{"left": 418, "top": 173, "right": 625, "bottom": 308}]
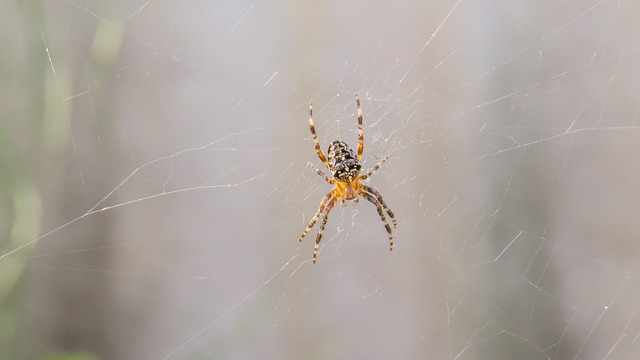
[
  {"left": 307, "top": 162, "right": 335, "bottom": 184},
  {"left": 299, "top": 192, "right": 334, "bottom": 243},
  {"left": 309, "top": 102, "right": 329, "bottom": 168},
  {"left": 362, "top": 184, "right": 397, "bottom": 228},
  {"left": 361, "top": 191, "right": 394, "bottom": 251},
  {"left": 358, "top": 156, "right": 389, "bottom": 181},
  {"left": 314, "top": 195, "right": 337, "bottom": 263},
  {"left": 355, "top": 94, "right": 364, "bottom": 161}
]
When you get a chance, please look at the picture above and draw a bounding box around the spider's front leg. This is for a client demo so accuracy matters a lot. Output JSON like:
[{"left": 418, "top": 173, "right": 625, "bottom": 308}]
[
  {"left": 361, "top": 190, "right": 395, "bottom": 251},
  {"left": 362, "top": 185, "right": 397, "bottom": 228},
  {"left": 314, "top": 196, "right": 337, "bottom": 263},
  {"left": 299, "top": 192, "right": 334, "bottom": 243}
]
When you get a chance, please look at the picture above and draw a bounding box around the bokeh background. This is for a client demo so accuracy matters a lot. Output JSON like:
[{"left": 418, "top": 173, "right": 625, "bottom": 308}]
[{"left": 2, "top": 1, "right": 640, "bottom": 359}]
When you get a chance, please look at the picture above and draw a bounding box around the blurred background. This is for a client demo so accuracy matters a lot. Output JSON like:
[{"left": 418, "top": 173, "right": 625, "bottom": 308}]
[{"left": 2, "top": 0, "right": 640, "bottom": 359}]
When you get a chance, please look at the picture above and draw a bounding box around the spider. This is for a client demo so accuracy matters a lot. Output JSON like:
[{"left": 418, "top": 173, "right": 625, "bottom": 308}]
[{"left": 299, "top": 94, "right": 397, "bottom": 263}]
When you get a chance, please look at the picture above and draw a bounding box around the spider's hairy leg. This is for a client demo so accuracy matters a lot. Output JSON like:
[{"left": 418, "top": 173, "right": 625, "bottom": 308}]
[
  {"left": 361, "top": 191, "right": 394, "bottom": 251},
  {"left": 299, "top": 192, "right": 334, "bottom": 243},
  {"left": 355, "top": 94, "right": 364, "bottom": 161},
  {"left": 362, "top": 185, "right": 397, "bottom": 228},
  {"left": 309, "top": 102, "right": 329, "bottom": 168},
  {"left": 307, "top": 162, "right": 335, "bottom": 184},
  {"left": 358, "top": 156, "right": 389, "bottom": 181},
  {"left": 314, "top": 196, "right": 337, "bottom": 263}
]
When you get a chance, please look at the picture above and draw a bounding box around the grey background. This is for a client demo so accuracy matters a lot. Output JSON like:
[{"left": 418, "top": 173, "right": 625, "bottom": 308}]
[{"left": 2, "top": 1, "right": 640, "bottom": 359}]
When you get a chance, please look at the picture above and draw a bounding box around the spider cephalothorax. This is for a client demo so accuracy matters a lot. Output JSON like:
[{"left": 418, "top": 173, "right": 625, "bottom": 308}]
[{"left": 299, "top": 94, "right": 397, "bottom": 263}]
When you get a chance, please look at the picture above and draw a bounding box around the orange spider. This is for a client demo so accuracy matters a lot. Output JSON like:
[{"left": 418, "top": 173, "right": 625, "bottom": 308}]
[{"left": 299, "top": 95, "right": 397, "bottom": 263}]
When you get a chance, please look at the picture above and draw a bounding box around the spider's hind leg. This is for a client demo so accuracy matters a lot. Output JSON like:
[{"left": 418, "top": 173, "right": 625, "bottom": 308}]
[
  {"left": 358, "top": 157, "right": 388, "bottom": 181},
  {"left": 309, "top": 102, "right": 329, "bottom": 168},
  {"left": 308, "top": 162, "right": 334, "bottom": 184},
  {"left": 355, "top": 94, "right": 364, "bottom": 161}
]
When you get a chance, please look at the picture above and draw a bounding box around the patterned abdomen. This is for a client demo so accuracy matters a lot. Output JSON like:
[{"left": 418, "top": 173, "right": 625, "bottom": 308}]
[{"left": 327, "top": 140, "right": 361, "bottom": 182}]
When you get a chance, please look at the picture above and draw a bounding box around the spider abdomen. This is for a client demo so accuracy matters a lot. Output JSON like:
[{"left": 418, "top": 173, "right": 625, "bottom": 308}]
[{"left": 327, "top": 140, "right": 361, "bottom": 182}]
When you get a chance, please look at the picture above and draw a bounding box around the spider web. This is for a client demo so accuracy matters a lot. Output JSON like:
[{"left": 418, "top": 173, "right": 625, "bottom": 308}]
[{"left": 2, "top": 0, "right": 640, "bottom": 359}]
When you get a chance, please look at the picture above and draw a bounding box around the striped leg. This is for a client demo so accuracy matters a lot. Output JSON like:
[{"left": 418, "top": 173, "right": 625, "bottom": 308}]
[
  {"left": 362, "top": 185, "right": 397, "bottom": 229},
  {"left": 300, "top": 192, "right": 334, "bottom": 243},
  {"left": 309, "top": 102, "right": 329, "bottom": 168},
  {"left": 361, "top": 191, "right": 394, "bottom": 251},
  {"left": 358, "top": 157, "right": 388, "bottom": 181},
  {"left": 314, "top": 196, "right": 337, "bottom": 263},
  {"left": 355, "top": 94, "right": 364, "bottom": 161},
  {"left": 308, "top": 162, "right": 335, "bottom": 184}
]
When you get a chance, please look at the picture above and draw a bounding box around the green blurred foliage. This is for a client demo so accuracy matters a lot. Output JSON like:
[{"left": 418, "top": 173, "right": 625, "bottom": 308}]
[{"left": 40, "top": 351, "right": 100, "bottom": 360}]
